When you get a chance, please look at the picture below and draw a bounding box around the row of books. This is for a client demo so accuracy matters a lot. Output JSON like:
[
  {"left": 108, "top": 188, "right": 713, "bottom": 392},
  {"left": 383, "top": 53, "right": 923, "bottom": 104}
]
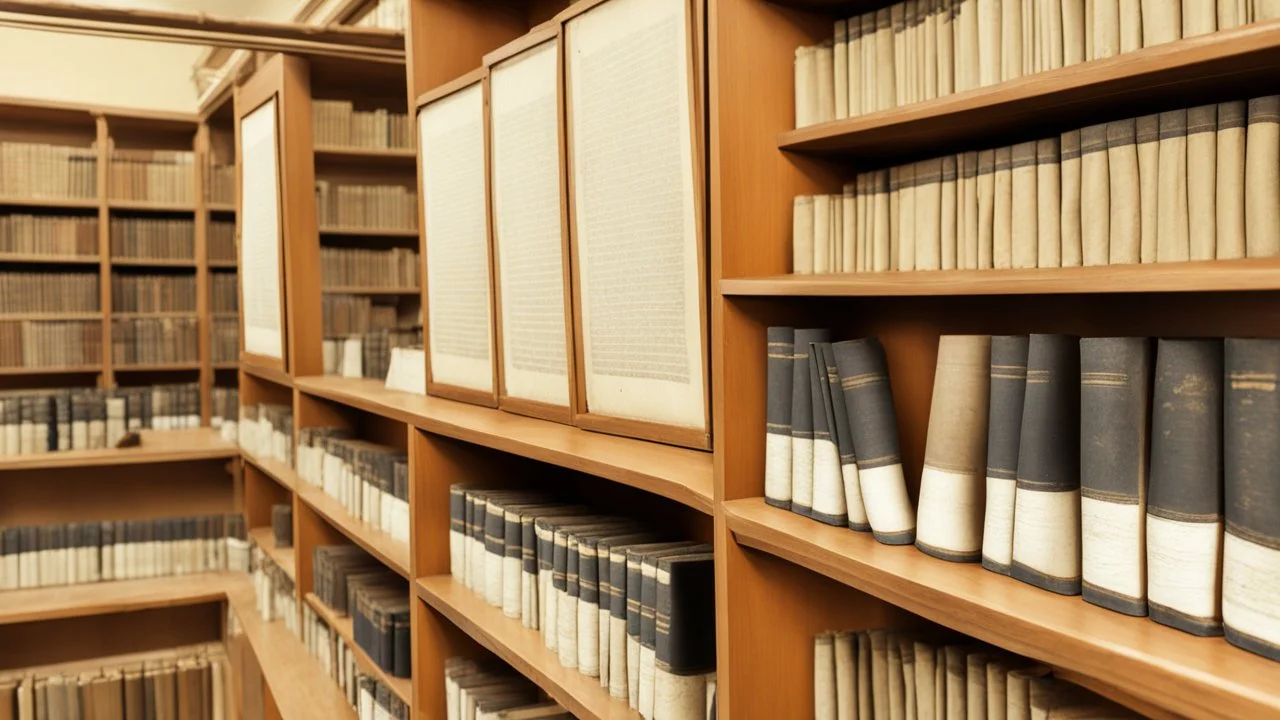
[
  {"left": 352, "top": 0, "right": 406, "bottom": 31},
  {"left": 448, "top": 485, "right": 717, "bottom": 720},
  {"left": 0, "top": 214, "right": 97, "bottom": 258},
  {"left": 0, "top": 272, "right": 98, "bottom": 314},
  {"left": 108, "top": 150, "right": 194, "bottom": 205},
  {"left": 112, "top": 274, "right": 196, "bottom": 314},
  {"left": 322, "top": 295, "right": 406, "bottom": 337},
  {"left": 211, "top": 273, "right": 237, "bottom": 314},
  {"left": 0, "top": 383, "right": 202, "bottom": 456},
  {"left": 321, "top": 247, "right": 419, "bottom": 289},
  {"left": 792, "top": 94, "right": 1280, "bottom": 273},
  {"left": 0, "top": 142, "right": 97, "bottom": 200},
  {"left": 251, "top": 541, "right": 298, "bottom": 634},
  {"left": 0, "top": 513, "right": 248, "bottom": 590},
  {"left": 297, "top": 430, "right": 410, "bottom": 546},
  {"left": 795, "top": 0, "right": 1277, "bottom": 127},
  {"left": 323, "top": 329, "right": 423, "bottom": 381},
  {"left": 813, "top": 630, "right": 1135, "bottom": 720},
  {"left": 0, "top": 320, "right": 101, "bottom": 370},
  {"left": 109, "top": 218, "right": 194, "bottom": 261},
  {"left": 112, "top": 318, "right": 198, "bottom": 366},
  {"left": 204, "top": 162, "right": 234, "bottom": 206},
  {"left": 312, "top": 100, "right": 413, "bottom": 151},
  {"left": 273, "top": 504, "right": 293, "bottom": 549},
  {"left": 211, "top": 317, "right": 238, "bottom": 365},
  {"left": 302, "top": 604, "right": 408, "bottom": 720},
  {"left": 210, "top": 387, "right": 238, "bottom": 442},
  {"left": 444, "top": 657, "right": 572, "bottom": 720},
  {"left": 311, "top": 545, "right": 409, "bottom": 678},
  {"left": 315, "top": 181, "right": 417, "bottom": 231},
  {"left": 208, "top": 220, "right": 235, "bottom": 262},
  {"left": 0, "top": 647, "right": 229, "bottom": 720},
  {"left": 237, "top": 403, "right": 292, "bottom": 467}
]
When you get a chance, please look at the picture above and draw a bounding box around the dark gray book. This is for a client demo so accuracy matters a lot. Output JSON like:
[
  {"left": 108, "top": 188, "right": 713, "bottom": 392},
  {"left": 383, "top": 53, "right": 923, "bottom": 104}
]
[
  {"left": 765, "top": 327, "right": 796, "bottom": 510},
  {"left": 1080, "top": 337, "right": 1152, "bottom": 617},
  {"left": 1011, "top": 334, "right": 1082, "bottom": 595},
  {"left": 1223, "top": 338, "right": 1278, "bottom": 658},
  {"left": 832, "top": 339, "right": 915, "bottom": 545},
  {"left": 982, "top": 335, "right": 1029, "bottom": 575},
  {"left": 810, "top": 342, "right": 847, "bottom": 526},
  {"left": 790, "top": 329, "right": 831, "bottom": 518},
  {"left": 820, "top": 342, "right": 870, "bottom": 531},
  {"left": 654, "top": 552, "right": 716, "bottom": 720},
  {"left": 1148, "top": 339, "right": 1223, "bottom": 636}
]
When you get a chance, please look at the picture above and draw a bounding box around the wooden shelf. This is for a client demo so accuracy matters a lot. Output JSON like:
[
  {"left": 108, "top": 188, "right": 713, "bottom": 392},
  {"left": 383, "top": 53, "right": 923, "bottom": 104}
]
[
  {"left": 321, "top": 286, "right": 419, "bottom": 295},
  {"left": 722, "top": 497, "right": 1280, "bottom": 720},
  {"left": 416, "top": 576, "right": 641, "bottom": 720},
  {"left": 779, "top": 19, "right": 1280, "bottom": 159},
  {"left": 108, "top": 200, "right": 196, "bottom": 213},
  {"left": 293, "top": 474, "right": 411, "bottom": 579},
  {"left": 0, "top": 572, "right": 238, "bottom": 626},
  {"left": 0, "top": 428, "right": 236, "bottom": 471},
  {"left": 720, "top": 260, "right": 1280, "bottom": 297},
  {"left": 304, "top": 592, "right": 412, "bottom": 707},
  {"left": 0, "top": 196, "right": 99, "bottom": 210},
  {"left": 241, "top": 360, "right": 294, "bottom": 388},
  {"left": 110, "top": 257, "right": 198, "bottom": 268},
  {"left": 313, "top": 145, "right": 417, "bottom": 168},
  {"left": 212, "top": 311, "right": 238, "bottom": 318},
  {"left": 293, "top": 376, "right": 714, "bottom": 514},
  {"left": 0, "top": 365, "right": 101, "bottom": 375},
  {"left": 114, "top": 362, "right": 202, "bottom": 371},
  {"left": 206, "top": 202, "right": 237, "bottom": 213},
  {"left": 0, "top": 312, "right": 101, "bottom": 321},
  {"left": 112, "top": 311, "right": 199, "bottom": 319},
  {"left": 0, "top": 254, "right": 99, "bottom": 265},
  {"left": 208, "top": 259, "right": 238, "bottom": 269},
  {"left": 249, "top": 526, "right": 296, "bottom": 581},
  {"left": 318, "top": 226, "right": 418, "bottom": 238},
  {"left": 213, "top": 361, "right": 239, "bottom": 370},
  {"left": 242, "top": 450, "right": 298, "bottom": 492}
]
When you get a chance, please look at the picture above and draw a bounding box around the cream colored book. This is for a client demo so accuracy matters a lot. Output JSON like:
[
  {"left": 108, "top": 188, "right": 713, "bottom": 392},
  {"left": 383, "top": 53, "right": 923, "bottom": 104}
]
[
  {"left": 1036, "top": 137, "right": 1061, "bottom": 268},
  {"left": 1107, "top": 119, "right": 1141, "bottom": 265},
  {"left": 1136, "top": 114, "right": 1161, "bottom": 263},
  {"left": 978, "top": 0, "right": 1001, "bottom": 86},
  {"left": 903, "top": 0, "right": 918, "bottom": 106},
  {"left": 817, "top": 633, "right": 838, "bottom": 720},
  {"left": 956, "top": 0, "right": 981, "bottom": 92},
  {"left": 870, "top": 630, "right": 891, "bottom": 720},
  {"left": 849, "top": 17, "right": 864, "bottom": 117},
  {"left": 1216, "top": 101, "right": 1248, "bottom": 259},
  {"left": 1187, "top": 105, "right": 1218, "bottom": 260},
  {"left": 1092, "top": 0, "right": 1120, "bottom": 59},
  {"left": 1005, "top": 666, "right": 1051, "bottom": 720},
  {"left": 795, "top": 45, "right": 817, "bottom": 128},
  {"left": 1001, "top": 0, "right": 1023, "bottom": 80},
  {"left": 893, "top": 4, "right": 907, "bottom": 107},
  {"left": 865, "top": 13, "right": 880, "bottom": 113},
  {"left": 1046, "top": 0, "right": 1064, "bottom": 69},
  {"left": 1084, "top": 0, "right": 1093, "bottom": 59},
  {"left": 832, "top": 191, "right": 843, "bottom": 270},
  {"left": 914, "top": 641, "right": 937, "bottom": 720},
  {"left": 817, "top": 41, "right": 836, "bottom": 124},
  {"left": 1259, "top": 0, "right": 1280, "bottom": 20},
  {"left": 916, "top": 158, "right": 943, "bottom": 270},
  {"left": 887, "top": 634, "right": 906, "bottom": 720},
  {"left": 899, "top": 163, "right": 917, "bottom": 271},
  {"left": 1246, "top": 95, "right": 1280, "bottom": 258},
  {"left": 938, "top": 0, "right": 956, "bottom": 96},
  {"left": 794, "top": 195, "right": 815, "bottom": 274},
  {"left": 815, "top": 193, "right": 834, "bottom": 273},
  {"left": 1023, "top": 0, "right": 1037, "bottom": 74},
  {"left": 941, "top": 155, "right": 959, "bottom": 269},
  {"left": 878, "top": 8, "right": 897, "bottom": 111},
  {"left": 844, "top": 182, "right": 857, "bottom": 272},
  {"left": 1183, "top": 0, "right": 1216, "bottom": 35},
  {"left": 1119, "top": 0, "right": 1142, "bottom": 51},
  {"left": 856, "top": 174, "right": 869, "bottom": 271},
  {"left": 1063, "top": 0, "right": 1086, "bottom": 64},
  {"left": 899, "top": 637, "right": 917, "bottom": 720},
  {"left": 890, "top": 165, "right": 902, "bottom": 271},
  {"left": 925, "top": 0, "right": 939, "bottom": 100},
  {"left": 1142, "top": 0, "right": 1182, "bottom": 46},
  {"left": 836, "top": 632, "right": 858, "bottom": 720},
  {"left": 965, "top": 653, "right": 991, "bottom": 720},
  {"left": 915, "top": 0, "right": 928, "bottom": 103},
  {"left": 993, "top": 146, "right": 1014, "bottom": 269},
  {"left": 1218, "top": 0, "right": 1245, "bottom": 27},
  {"left": 836, "top": 21, "right": 850, "bottom": 120},
  {"left": 858, "top": 633, "right": 874, "bottom": 720},
  {"left": 956, "top": 152, "right": 971, "bottom": 269},
  {"left": 985, "top": 659, "right": 1010, "bottom": 720},
  {"left": 944, "top": 646, "right": 968, "bottom": 720},
  {"left": 1011, "top": 141, "right": 1038, "bottom": 269},
  {"left": 1157, "top": 109, "right": 1190, "bottom": 262},
  {"left": 1080, "top": 124, "right": 1110, "bottom": 266},
  {"left": 966, "top": 151, "right": 985, "bottom": 269},
  {"left": 873, "top": 169, "right": 892, "bottom": 271},
  {"left": 1060, "top": 130, "right": 1083, "bottom": 267}
]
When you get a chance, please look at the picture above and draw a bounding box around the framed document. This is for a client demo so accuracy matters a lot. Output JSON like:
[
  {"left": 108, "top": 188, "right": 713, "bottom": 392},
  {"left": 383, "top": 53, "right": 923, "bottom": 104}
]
[
  {"left": 417, "top": 70, "right": 498, "bottom": 406},
  {"left": 564, "top": 0, "right": 710, "bottom": 449},
  {"left": 486, "top": 28, "right": 576, "bottom": 424},
  {"left": 236, "top": 88, "right": 287, "bottom": 372}
]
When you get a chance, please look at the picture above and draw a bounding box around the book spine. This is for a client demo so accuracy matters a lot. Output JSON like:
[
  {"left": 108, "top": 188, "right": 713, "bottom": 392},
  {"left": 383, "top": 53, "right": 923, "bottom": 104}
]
[
  {"left": 832, "top": 338, "right": 916, "bottom": 544},
  {"left": 1224, "top": 339, "right": 1280, "bottom": 660},
  {"left": 1010, "top": 141, "right": 1038, "bottom": 269},
  {"left": 982, "top": 335, "right": 1029, "bottom": 574},
  {"left": 1156, "top": 109, "right": 1191, "bottom": 262},
  {"left": 821, "top": 343, "right": 870, "bottom": 531},
  {"left": 1106, "top": 119, "right": 1141, "bottom": 265},
  {"left": 1080, "top": 124, "right": 1110, "bottom": 266},
  {"left": 765, "top": 327, "right": 795, "bottom": 510},
  {"left": 1059, "top": 130, "right": 1083, "bottom": 267},
  {"left": 1080, "top": 337, "right": 1152, "bottom": 616},
  {"left": 1148, "top": 338, "right": 1223, "bottom": 636},
  {"left": 1011, "top": 334, "right": 1082, "bottom": 595},
  {"left": 1035, "top": 137, "right": 1061, "bottom": 268},
  {"left": 915, "top": 158, "right": 943, "bottom": 271},
  {"left": 791, "top": 329, "right": 831, "bottom": 518},
  {"left": 1245, "top": 95, "right": 1280, "bottom": 258},
  {"left": 1187, "top": 105, "right": 1218, "bottom": 261},
  {"left": 917, "top": 335, "right": 991, "bottom": 562},
  {"left": 811, "top": 342, "right": 848, "bottom": 526},
  {"left": 1216, "top": 101, "right": 1248, "bottom": 260}
]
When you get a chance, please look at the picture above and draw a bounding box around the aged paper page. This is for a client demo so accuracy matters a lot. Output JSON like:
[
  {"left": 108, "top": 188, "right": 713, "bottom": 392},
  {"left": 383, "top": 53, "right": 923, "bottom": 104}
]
[
  {"left": 239, "top": 98, "right": 284, "bottom": 360},
  {"left": 567, "top": 0, "right": 706, "bottom": 431},
  {"left": 491, "top": 39, "right": 571, "bottom": 408},
  {"left": 420, "top": 83, "right": 494, "bottom": 393}
]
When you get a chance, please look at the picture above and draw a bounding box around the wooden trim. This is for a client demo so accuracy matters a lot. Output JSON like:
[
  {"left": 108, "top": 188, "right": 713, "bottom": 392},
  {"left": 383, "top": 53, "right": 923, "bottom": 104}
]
[
  {"left": 95, "top": 115, "right": 113, "bottom": 389},
  {"left": 480, "top": 24, "right": 558, "bottom": 68},
  {"left": 195, "top": 124, "right": 213, "bottom": 426},
  {"left": 0, "top": 428, "right": 235, "bottom": 472},
  {"left": 412, "top": 66, "right": 488, "bottom": 110},
  {"left": 496, "top": 396, "right": 573, "bottom": 426},
  {"left": 573, "top": 411, "right": 712, "bottom": 451},
  {"left": 0, "top": 94, "right": 198, "bottom": 124}
]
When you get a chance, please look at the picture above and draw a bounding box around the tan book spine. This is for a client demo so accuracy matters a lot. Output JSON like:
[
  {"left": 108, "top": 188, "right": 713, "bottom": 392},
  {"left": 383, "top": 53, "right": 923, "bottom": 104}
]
[
  {"left": 914, "top": 641, "right": 937, "bottom": 720},
  {"left": 1023, "top": 0, "right": 1036, "bottom": 74},
  {"left": 965, "top": 151, "right": 984, "bottom": 269},
  {"left": 794, "top": 196, "right": 815, "bottom": 274},
  {"left": 1001, "top": 0, "right": 1023, "bottom": 80},
  {"left": 978, "top": 0, "right": 1001, "bottom": 86},
  {"left": 890, "top": 166, "right": 902, "bottom": 270},
  {"left": 1060, "top": 130, "right": 1083, "bottom": 267},
  {"left": 915, "top": 0, "right": 928, "bottom": 103},
  {"left": 1216, "top": 101, "right": 1247, "bottom": 260},
  {"left": 956, "top": 0, "right": 981, "bottom": 92},
  {"left": 815, "top": 194, "right": 834, "bottom": 273},
  {"left": 1137, "top": 114, "right": 1161, "bottom": 263},
  {"left": 893, "top": 4, "right": 907, "bottom": 107},
  {"left": 1157, "top": 109, "right": 1191, "bottom": 262},
  {"left": 1047, "top": 0, "right": 1064, "bottom": 69},
  {"left": 916, "top": 158, "right": 943, "bottom": 270},
  {"left": 843, "top": 182, "right": 856, "bottom": 272},
  {"left": 1063, "top": 0, "right": 1086, "bottom": 65},
  {"left": 900, "top": 163, "right": 917, "bottom": 271},
  {"left": 1084, "top": 0, "right": 1093, "bottom": 60},
  {"left": 1187, "top": 105, "right": 1218, "bottom": 261},
  {"left": 1259, "top": 0, "right": 1280, "bottom": 20},
  {"left": 849, "top": 17, "right": 863, "bottom": 117},
  {"left": 817, "top": 41, "right": 836, "bottom": 123},
  {"left": 835, "top": 21, "right": 850, "bottom": 119},
  {"left": 941, "top": 156, "right": 958, "bottom": 270},
  {"left": 1219, "top": 0, "right": 1244, "bottom": 27},
  {"left": 874, "top": 169, "right": 892, "bottom": 271},
  {"left": 1119, "top": 0, "right": 1143, "bottom": 50},
  {"left": 795, "top": 46, "right": 816, "bottom": 128},
  {"left": 858, "top": 633, "right": 874, "bottom": 720},
  {"left": 904, "top": 0, "right": 918, "bottom": 106},
  {"left": 937, "top": 0, "right": 955, "bottom": 96},
  {"left": 1245, "top": 95, "right": 1280, "bottom": 258},
  {"left": 1080, "top": 124, "right": 1110, "bottom": 266},
  {"left": 870, "top": 630, "right": 890, "bottom": 720},
  {"left": 816, "top": 633, "right": 837, "bottom": 720},
  {"left": 856, "top": 174, "right": 869, "bottom": 271},
  {"left": 1010, "top": 141, "right": 1038, "bottom": 269},
  {"left": 877, "top": 8, "right": 897, "bottom": 111},
  {"left": 1107, "top": 119, "right": 1141, "bottom": 265},
  {"left": 1036, "top": 138, "right": 1061, "bottom": 268},
  {"left": 835, "top": 632, "right": 858, "bottom": 720},
  {"left": 1092, "top": 0, "right": 1120, "bottom": 58},
  {"left": 1141, "top": 0, "right": 1182, "bottom": 46},
  {"left": 944, "top": 646, "right": 967, "bottom": 720},
  {"left": 864, "top": 13, "right": 878, "bottom": 114},
  {"left": 1183, "top": 0, "right": 1216, "bottom": 35},
  {"left": 992, "top": 146, "right": 1014, "bottom": 269},
  {"left": 924, "top": 0, "right": 939, "bottom": 100}
]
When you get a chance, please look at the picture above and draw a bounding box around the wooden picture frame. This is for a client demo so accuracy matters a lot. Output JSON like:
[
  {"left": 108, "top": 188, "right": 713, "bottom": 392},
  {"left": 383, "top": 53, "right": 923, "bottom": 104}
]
[
  {"left": 415, "top": 68, "right": 500, "bottom": 408},
  {"left": 560, "top": 0, "right": 711, "bottom": 450},
  {"left": 483, "top": 25, "right": 578, "bottom": 425}
]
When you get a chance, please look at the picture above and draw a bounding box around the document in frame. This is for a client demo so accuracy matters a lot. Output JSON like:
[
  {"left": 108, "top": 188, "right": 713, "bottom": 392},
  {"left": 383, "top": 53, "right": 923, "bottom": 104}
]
[{"left": 239, "top": 97, "right": 285, "bottom": 361}]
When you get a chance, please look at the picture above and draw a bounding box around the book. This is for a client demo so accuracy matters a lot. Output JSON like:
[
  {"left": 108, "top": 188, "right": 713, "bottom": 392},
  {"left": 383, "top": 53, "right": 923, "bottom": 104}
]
[
  {"left": 1187, "top": 105, "right": 1219, "bottom": 261},
  {"left": 916, "top": 158, "right": 943, "bottom": 270},
  {"left": 835, "top": 632, "right": 857, "bottom": 720},
  {"left": 1183, "top": 0, "right": 1217, "bottom": 35},
  {"left": 0, "top": 141, "right": 98, "bottom": 200},
  {"left": 811, "top": 342, "right": 850, "bottom": 526},
  {"left": 1156, "top": 110, "right": 1191, "bottom": 262},
  {"left": 917, "top": 335, "right": 991, "bottom": 562},
  {"left": 941, "top": 156, "right": 958, "bottom": 270},
  {"left": 992, "top": 146, "right": 1012, "bottom": 269},
  {"left": 108, "top": 149, "right": 194, "bottom": 204},
  {"left": 795, "top": 45, "right": 818, "bottom": 128},
  {"left": 1223, "top": 339, "right": 1280, "bottom": 661},
  {"left": 653, "top": 552, "right": 715, "bottom": 720},
  {"left": 1080, "top": 337, "right": 1152, "bottom": 617},
  {"left": 819, "top": 343, "right": 871, "bottom": 531},
  {"left": 1142, "top": 0, "right": 1182, "bottom": 46},
  {"left": 972, "top": 150, "right": 990, "bottom": 270},
  {"left": 1035, "top": 137, "right": 1061, "bottom": 268},
  {"left": 1011, "top": 334, "right": 1082, "bottom": 595},
  {"left": 898, "top": 162, "right": 916, "bottom": 271},
  {"left": 792, "top": 329, "right": 832, "bottom": 518},
  {"left": 1107, "top": 119, "right": 1141, "bottom": 265},
  {"left": 1058, "top": 130, "right": 1083, "bottom": 267},
  {"left": 978, "top": 0, "right": 1001, "bottom": 86},
  {"left": 1148, "top": 338, "right": 1224, "bottom": 636},
  {"left": 1080, "top": 123, "right": 1110, "bottom": 266},
  {"left": 1245, "top": 96, "right": 1280, "bottom": 257},
  {"left": 833, "top": 339, "right": 916, "bottom": 545},
  {"left": 1136, "top": 114, "right": 1161, "bottom": 263},
  {"left": 982, "top": 335, "right": 1030, "bottom": 576},
  {"left": 1217, "top": 101, "right": 1248, "bottom": 260}
]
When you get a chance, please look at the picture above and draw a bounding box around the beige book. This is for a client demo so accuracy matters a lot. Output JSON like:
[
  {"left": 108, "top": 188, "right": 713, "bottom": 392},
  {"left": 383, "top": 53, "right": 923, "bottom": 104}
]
[
  {"left": 870, "top": 630, "right": 890, "bottom": 720},
  {"left": 1141, "top": 0, "right": 1181, "bottom": 46},
  {"left": 956, "top": 0, "right": 981, "bottom": 92},
  {"left": 1005, "top": 666, "right": 1051, "bottom": 720},
  {"left": 957, "top": 152, "right": 971, "bottom": 269},
  {"left": 1119, "top": 0, "right": 1143, "bottom": 51},
  {"left": 877, "top": 9, "right": 897, "bottom": 111},
  {"left": 941, "top": 156, "right": 959, "bottom": 269},
  {"left": 857, "top": 174, "right": 870, "bottom": 271},
  {"left": 1107, "top": 119, "right": 1141, "bottom": 265},
  {"left": 887, "top": 635, "right": 906, "bottom": 720},
  {"left": 1092, "top": 0, "right": 1120, "bottom": 59},
  {"left": 817, "top": 633, "right": 838, "bottom": 720},
  {"left": 899, "top": 163, "right": 917, "bottom": 271},
  {"left": 966, "top": 151, "right": 985, "bottom": 269},
  {"left": 938, "top": 0, "right": 956, "bottom": 96},
  {"left": 1187, "top": 105, "right": 1218, "bottom": 260},
  {"left": 893, "top": 4, "right": 907, "bottom": 108},
  {"left": 934, "top": 648, "right": 945, "bottom": 720},
  {"left": 890, "top": 166, "right": 902, "bottom": 270},
  {"left": 1216, "top": 101, "right": 1248, "bottom": 259},
  {"left": 985, "top": 660, "right": 1010, "bottom": 720},
  {"left": 1001, "top": 0, "right": 1023, "bottom": 80},
  {"left": 1218, "top": 0, "right": 1244, "bottom": 27},
  {"left": 1060, "top": 130, "right": 1083, "bottom": 267},
  {"left": 794, "top": 195, "right": 815, "bottom": 273},
  {"left": 1246, "top": 95, "right": 1280, "bottom": 258},
  {"left": 849, "top": 17, "right": 863, "bottom": 117},
  {"left": 858, "top": 633, "right": 874, "bottom": 720},
  {"left": 925, "top": 0, "right": 939, "bottom": 100},
  {"left": 1259, "top": 0, "right": 1280, "bottom": 20},
  {"left": 815, "top": 193, "right": 834, "bottom": 273},
  {"left": 978, "top": 0, "right": 1001, "bottom": 86},
  {"left": 904, "top": 0, "right": 918, "bottom": 106},
  {"left": 917, "top": 158, "right": 944, "bottom": 270},
  {"left": 795, "top": 46, "right": 817, "bottom": 128},
  {"left": 1036, "top": 138, "right": 1061, "bottom": 268},
  {"left": 863, "top": 13, "right": 878, "bottom": 114},
  {"left": 944, "top": 646, "right": 968, "bottom": 720},
  {"left": 817, "top": 41, "right": 837, "bottom": 123},
  {"left": 1063, "top": 0, "right": 1086, "bottom": 65},
  {"left": 1024, "top": 0, "right": 1038, "bottom": 74},
  {"left": 1011, "top": 141, "right": 1038, "bottom": 269},
  {"left": 1084, "top": 0, "right": 1093, "bottom": 59},
  {"left": 874, "top": 170, "right": 892, "bottom": 271},
  {"left": 1136, "top": 114, "right": 1161, "bottom": 262},
  {"left": 916, "top": 0, "right": 928, "bottom": 103},
  {"left": 836, "top": 21, "right": 850, "bottom": 119},
  {"left": 899, "top": 637, "right": 917, "bottom": 720},
  {"left": 833, "top": 189, "right": 844, "bottom": 270},
  {"left": 1080, "top": 123, "right": 1110, "bottom": 266},
  {"left": 836, "top": 632, "right": 858, "bottom": 720},
  {"left": 965, "top": 653, "right": 991, "bottom": 720},
  {"left": 1183, "top": 0, "right": 1216, "bottom": 35},
  {"left": 844, "top": 182, "right": 857, "bottom": 272},
  {"left": 1157, "top": 109, "right": 1190, "bottom": 262},
  {"left": 993, "top": 146, "right": 1014, "bottom": 269},
  {"left": 1046, "top": 0, "right": 1065, "bottom": 69},
  {"left": 913, "top": 641, "right": 937, "bottom": 720}
]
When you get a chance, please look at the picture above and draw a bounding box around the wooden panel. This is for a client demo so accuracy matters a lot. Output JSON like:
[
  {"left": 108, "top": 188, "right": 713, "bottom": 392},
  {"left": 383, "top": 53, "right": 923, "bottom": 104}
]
[
  {"left": 404, "top": 0, "right": 527, "bottom": 103},
  {"left": 245, "top": 463, "right": 293, "bottom": 530},
  {"left": 293, "top": 490, "right": 355, "bottom": 598},
  {"left": 0, "top": 428, "right": 236, "bottom": 471},
  {"left": 0, "top": 573, "right": 236, "bottom": 626}
]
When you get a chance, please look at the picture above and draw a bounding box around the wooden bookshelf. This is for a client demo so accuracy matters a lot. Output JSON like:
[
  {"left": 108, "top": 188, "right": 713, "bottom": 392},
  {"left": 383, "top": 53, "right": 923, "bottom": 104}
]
[
  {"left": 206, "top": 203, "right": 236, "bottom": 213},
  {"left": 0, "top": 572, "right": 238, "bottom": 626},
  {"left": 114, "top": 362, "right": 203, "bottom": 372},
  {"left": 0, "top": 196, "right": 99, "bottom": 210},
  {"left": 0, "top": 365, "right": 102, "bottom": 376},
  {"left": 0, "top": 427, "right": 236, "bottom": 471},
  {"left": 242, "top": 449, "right": 298, "bottom": 492},
  {"left": 416, "top": 576, "right": 642, "bottom": 720},
  {"left": 109, "top": 257, "right": 199, "bottom": 268},
  {"left": 0, "top": 312, "right": 101, "bottom": 321},
  {"left": 107, "top": 200, "right": 196, "bottom": 213},
  {"left": 321, "top": 286, "right": 419, "bottom": 295},
  {"left": 0, "top": 254, "right": 99, "bottom": 265},
  {"left": 304, "top": 592, "right": 412, "bottom": 707},
  {"left": 294, "top": 475, "right": 410, "bottom": 579},
  {"left": 241, "top": 360, "right": 294, "bottom": 388},
  {"left": 318, "top": 226, "right": 418, "bottom": 238},
  {"left": 249, "top": 526, "right": 296, "bottom": 581},
  {"left": 313, "top": 145, "right": 416, "bottom": 167}
]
